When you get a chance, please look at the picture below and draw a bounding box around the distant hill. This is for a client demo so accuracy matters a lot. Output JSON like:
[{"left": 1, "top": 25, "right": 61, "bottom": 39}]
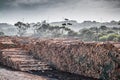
[
  {"left": 0, "top": 23, "right": 18, "bottom": 36},
  {"left": 50, "top": 20, "right": 120, "bottom": 32}
]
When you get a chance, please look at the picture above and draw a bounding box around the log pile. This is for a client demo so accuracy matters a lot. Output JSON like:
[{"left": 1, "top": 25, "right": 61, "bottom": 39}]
[
  {"left": 0, "top": 48, "right": 51, "bottom": 71},
  {"left": 30, "top": 39, "right": 120, "bottom": 80},
  {"left": 0, "top": 39, "right": 18, "bottom": 49},
  {"left": 0, "top": 74, "right": 8, "bottom": 80},
  {"left": 11, "top": 37, "right": 37, "bottom": 50},
  {"left": 112, "top": 42, "right": 120, "bottom": 52}
]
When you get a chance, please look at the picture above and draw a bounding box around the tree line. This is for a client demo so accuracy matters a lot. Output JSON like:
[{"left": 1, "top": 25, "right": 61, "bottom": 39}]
[{"left": 0, "top": 21, "right": 117, "bottom": 42}]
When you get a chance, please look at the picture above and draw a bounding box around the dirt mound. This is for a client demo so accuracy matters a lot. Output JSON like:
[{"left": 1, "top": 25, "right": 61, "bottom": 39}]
[{"left": 30, "top": 39, "right": 120, "bottom": 80}]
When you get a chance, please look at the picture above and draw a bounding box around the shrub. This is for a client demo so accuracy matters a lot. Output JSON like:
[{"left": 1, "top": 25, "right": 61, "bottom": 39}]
[{"left": 99, "top": 35, "right": 108, "bottom": 41}]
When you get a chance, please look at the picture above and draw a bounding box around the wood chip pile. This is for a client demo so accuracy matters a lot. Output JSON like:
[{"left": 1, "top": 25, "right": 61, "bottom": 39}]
[{"left": 30, "top": 39, "right": 120, "bottom": 80}]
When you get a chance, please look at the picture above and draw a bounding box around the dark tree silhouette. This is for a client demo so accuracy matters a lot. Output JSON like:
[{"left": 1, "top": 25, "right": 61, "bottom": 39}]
[
  {"left": 62, "top": 23, "right": 66, "bottom": 26},
  {"left": 64, "top": 18, "right": 69, "bottom": 21},
  {"left": 14, "top": 22, "right": 29, "bottom": 36},
  {"left": 100, "top": 25, "right": 107, "bottom": 30},
  {"left": 67, "top": 23, "right": 72, "bottom": 25},
  {"left": 0, "top": 32, "right": 4, "bottom": 36}
]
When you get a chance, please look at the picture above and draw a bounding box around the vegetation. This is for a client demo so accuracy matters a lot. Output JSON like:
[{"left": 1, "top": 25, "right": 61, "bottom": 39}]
[
  {"left": 0, "top": 32, "right": 4, "bottom": 36},
  {"left": 14, "top": 22, "right": 30, "bottom": 36},
  {"left": 14, "top": 21, "right": 120, "bottom": 42},
  {"left": 79, "top": 26, "right": 120, "bottom": 42},
  {"left": 14, "top": 21, "right": 77, "bottom": 38}
]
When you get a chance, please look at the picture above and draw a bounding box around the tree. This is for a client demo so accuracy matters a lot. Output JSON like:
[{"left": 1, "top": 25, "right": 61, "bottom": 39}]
[
  {"left": 68, "top": 30, "right": 78, "bottom": 37},
  {"left": 33, "top": 22, "right": 41, "bottom": 34},
  {"left": 107, "top": 30, "right": 115, "bottom": 34},
  {"left": 99, "top": 36, "right": 108, "bottom": 41},
  {"left": 64, "top": 18, "right": 69, "bottom": 21},
  {"left": 100, "top": 25, "right": 107, "bottom": 30},
  {"left": 118, "top": 21, "right": 120, "bottom": 34},
  {"left": 14, "top": 22, "right": 29, "bottom": 36},
  {"left": 107, "top": 34, "right": 117, "bottom": 41},
  {"left": 62, "top": 23, "right": 66, "bottom": 26},
  {"left": 117, "top": 36, "right": 120, "bottom": 42},
  {"left": 81, "top": 29, "right": 89, "bottom": 34},
  {"left": 0, "top": 32, "right": 4, "bottom": 36},
  {"left": 79, "top": 29, "right": 96, "bottom": 41},
  {"left": 118, "top": 21, "right": 120, "bottom": 25}
]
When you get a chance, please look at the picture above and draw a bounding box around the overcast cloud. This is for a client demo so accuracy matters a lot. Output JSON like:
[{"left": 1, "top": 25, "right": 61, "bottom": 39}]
[{"left": 0, "top": 0, "right": 120, "bottom": 24}]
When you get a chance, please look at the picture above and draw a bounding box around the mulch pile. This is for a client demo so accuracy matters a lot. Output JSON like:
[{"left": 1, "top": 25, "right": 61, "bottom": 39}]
[{"left": 30, "top": 38, "right": 120, "bottom": 80}]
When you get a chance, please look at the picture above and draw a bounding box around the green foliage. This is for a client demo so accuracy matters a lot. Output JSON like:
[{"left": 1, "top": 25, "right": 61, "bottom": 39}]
[
  {"left": 35, "top": 22, "right": 78, "bottom": 38},
  {"left": 107, "top": 34, "right": 118, "bottom": 41},
  {"left": 118, "top": 22, "right": 120, "bottom": 25},
  {"left": 99, "top": 36, "right": 108, "bottom": 41},
  {"left": 68, "top": 31, "right": 78, "bottom": 37},
  {"left": 79, "top": 25, "right": 120, "bottom": 42},
  {"left": 99, "top": 33, "right": 120, "bottom": 41},
  {"left": 107, "top": 30, "right": 114, "bottom": 34},
  {"left": 0, "top": 32, "right": 4, "bottom": 36},
  {"left": 114, "top": 34, "right": 120, "bottom": 42},
  {"left": 14, "top": 22, "right": 30, "bottom": 36},
  {"left": 13, "top": 21, "right": 120, "bottom": 42},
  {"left": 81, "top": 29, "right": 90, "bottom": 34},
  {"left": 100, "top": 25, "right": 107, "bottom": 30},
  {"left": 79, "top": 29, "right": 96, "bottom": 41},
  {"left": 90, "top": 27, "right": 98, "bottom": 31}
]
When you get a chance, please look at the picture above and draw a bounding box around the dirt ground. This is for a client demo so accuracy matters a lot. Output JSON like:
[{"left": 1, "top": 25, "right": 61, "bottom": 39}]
[
  {"left": 0, "top": 65, "right": 98, "bottom": 80},
  {"left": 0, "top": 65, "right": 50, "bottom": 80},
  {"left": 0, "top": 37, "right": 99, "bottom": 80}
]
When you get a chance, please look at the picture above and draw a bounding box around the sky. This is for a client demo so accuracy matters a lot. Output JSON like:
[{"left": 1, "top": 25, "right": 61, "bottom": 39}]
[{"left": 0, "top": 0, "right": 120, "bottom": 24}]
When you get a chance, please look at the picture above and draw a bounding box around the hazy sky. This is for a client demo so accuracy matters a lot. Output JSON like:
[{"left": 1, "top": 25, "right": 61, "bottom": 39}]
[{"left": 0, "top": 0, "right": 120, "bottom": 24}]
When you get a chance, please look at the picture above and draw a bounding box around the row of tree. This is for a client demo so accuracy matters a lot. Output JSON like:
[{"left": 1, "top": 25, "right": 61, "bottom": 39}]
[
  {"left": 79, "top": 26, "right": 120, "bottom": 42},
  {"left": 14, "top": 21, "right": 77, "bottom": 38},
  {"left": 14, "top": 21, "right": 120, "bottom": 42}
]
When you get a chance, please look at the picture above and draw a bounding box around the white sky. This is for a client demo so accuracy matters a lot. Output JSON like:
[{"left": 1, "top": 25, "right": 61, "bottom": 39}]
[{"left": 0, "top": 0, "right": 120, "bottom": 24}]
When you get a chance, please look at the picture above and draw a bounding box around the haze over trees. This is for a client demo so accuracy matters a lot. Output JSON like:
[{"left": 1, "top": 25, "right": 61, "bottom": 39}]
[
  {"left": 14, "top": 22, "right": 30, "bottom": 36},
  {"left": 14, "top": 20, "right": 77, "bottom": 38},
  {"left": 0, "top": 20, "right": 118, "bottom": 42},
  {"left": 79, "top": 26, "right": 120, "bottom": 42},
  {"left": 0, "top": 32, "right": 4, "bottom": 36}
]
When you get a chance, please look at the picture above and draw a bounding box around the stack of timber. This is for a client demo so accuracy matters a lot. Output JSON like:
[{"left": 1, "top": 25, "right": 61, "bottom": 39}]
[
  {"left": 0, "top": 39, "right": 18, "bottom": 49},
  {"left": 0, "top": 37, "right": 51, "bottom": 71},
  {"left": 30, "top": 39, "right": 120, "bottom": 80},
  {"left": 112, "top": 42, "right": 120, "bottom": 52},
  {"left": 0, "top": 48, "right": 51, "bottom": 71}
]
